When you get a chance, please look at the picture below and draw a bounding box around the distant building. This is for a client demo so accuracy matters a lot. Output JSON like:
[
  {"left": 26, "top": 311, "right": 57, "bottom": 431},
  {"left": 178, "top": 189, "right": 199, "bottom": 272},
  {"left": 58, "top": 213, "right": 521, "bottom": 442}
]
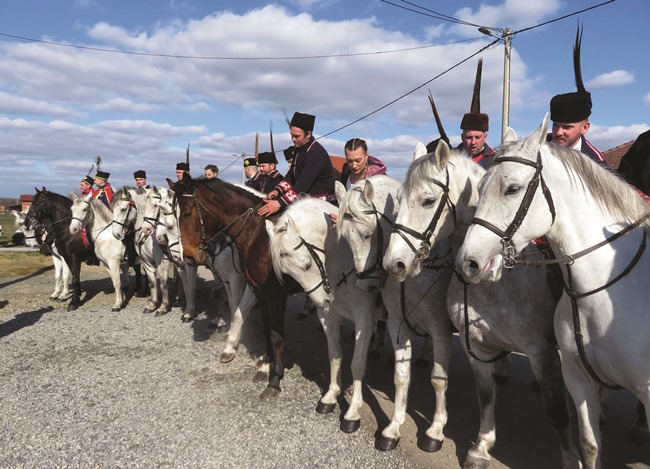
[
  {"left": 603, "top": 140, "right": 635, "bottom": 171},
  {"left": 20, "top": 194, "right": 34, "bottom": 213}
]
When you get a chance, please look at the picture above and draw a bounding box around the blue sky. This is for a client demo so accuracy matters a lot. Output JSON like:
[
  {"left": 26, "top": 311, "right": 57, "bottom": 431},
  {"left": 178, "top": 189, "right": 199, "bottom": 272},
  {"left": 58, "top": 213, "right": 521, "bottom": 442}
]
[{"left": 0, "top": 0, "right": 648, "bottom": 197}]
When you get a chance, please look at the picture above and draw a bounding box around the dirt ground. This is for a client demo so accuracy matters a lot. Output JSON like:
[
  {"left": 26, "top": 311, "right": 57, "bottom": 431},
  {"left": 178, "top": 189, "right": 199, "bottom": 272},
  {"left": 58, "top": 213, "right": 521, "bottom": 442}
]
[{"left": 1, "top": 250, "right": 649, "bottom": 468}]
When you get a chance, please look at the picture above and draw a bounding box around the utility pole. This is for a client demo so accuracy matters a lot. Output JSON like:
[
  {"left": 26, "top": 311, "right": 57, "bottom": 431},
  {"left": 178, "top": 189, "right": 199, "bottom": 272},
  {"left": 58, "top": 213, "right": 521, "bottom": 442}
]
[{"left": 479, "top": 27, "right": 513, "bottom": 143}]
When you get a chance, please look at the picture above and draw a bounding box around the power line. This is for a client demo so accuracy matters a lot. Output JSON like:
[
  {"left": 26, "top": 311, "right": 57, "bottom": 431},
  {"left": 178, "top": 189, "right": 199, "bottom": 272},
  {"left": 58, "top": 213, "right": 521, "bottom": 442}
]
[
  {"left": 318, "top": 38, "right": 500, "bottom": 139},
  {"left": 513, "top": 0, "right": 616, "bottom": 34},
  {"left": 380, "top": 0, "right": 498, "bottom": 30},
  {"left": 0, "top": 31, "right": 479, "bottom": 60}
]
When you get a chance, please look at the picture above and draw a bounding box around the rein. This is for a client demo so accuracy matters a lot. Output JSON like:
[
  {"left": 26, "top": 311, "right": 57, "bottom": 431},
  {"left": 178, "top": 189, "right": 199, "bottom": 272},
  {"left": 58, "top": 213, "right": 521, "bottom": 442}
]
[{"left": 471, "top": 149, "right": 649, "bottom": 387}]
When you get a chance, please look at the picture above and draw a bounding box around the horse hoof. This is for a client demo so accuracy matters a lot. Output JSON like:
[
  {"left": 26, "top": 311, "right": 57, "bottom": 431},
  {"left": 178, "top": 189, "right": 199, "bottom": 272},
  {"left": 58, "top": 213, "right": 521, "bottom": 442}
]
[
  {"left": 154, "top": 310, "right": 168, "bottom": 317},
  {"left": 252, "top": 371, "right": 268, "bottom": 383},
  {"left": 418, "top": 436, "right": 443, "bottom": 452},
  {"left": 67, "top": 304, "right": 78, "bottom": 312},
  {"left": 142, "top": 308, "right": 154, "bottom": 314},
  {"left": 376, "top": 436, "right": 399, "bottom": 451},
  {"left": 463, "top": 456, "right": 490, "bottom": 469},
  {"left": 340, "top": 419, "right": 360, "bottom": 433},
  {"left": 180, "top": 315, "right": 194, "bottom": 323},
  {"left": 49, "top": 296, "right": 57, "bottom": 301},
  {"left": 315, "top": 401, "right": 336, "bottom": 414},
  {"left": 216, "top": 325, "right": 229, "bottom": 333},
  {"left": 220, "top": 352, "right": 236, "bottom": 364},
  {"left": 111, "top": 307, "right": 121, "bottom": 312},
  {"left": 259, "top": 386, "right": 280, "bottom": 400}
]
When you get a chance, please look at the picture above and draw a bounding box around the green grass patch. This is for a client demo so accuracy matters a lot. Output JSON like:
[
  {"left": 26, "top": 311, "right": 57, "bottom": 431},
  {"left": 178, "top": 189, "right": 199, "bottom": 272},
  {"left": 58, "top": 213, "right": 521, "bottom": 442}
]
[{"left": 0, "top": 250, "right": 52, "bottom": 278}]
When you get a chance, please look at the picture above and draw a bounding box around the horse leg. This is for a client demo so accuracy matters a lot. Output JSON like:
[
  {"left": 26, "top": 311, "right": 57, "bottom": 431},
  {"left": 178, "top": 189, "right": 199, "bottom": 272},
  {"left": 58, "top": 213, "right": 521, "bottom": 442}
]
[
  {"left": 315, "top": 306, "right": 343, "bottom": 413},
  {"left": 341, "top": 309, "right": 375, "bottom": 433},
  {"left": 67, "top": 255, "right": 82, "bottom": 311},
  {"left": 562, "top": 358, "right": 605, "bottom": 469},
  {"left": 529, "top": 347, "right": 581, "bottom": 468},
  {"left": 180, "top": 264, "right": 198, "bottom": 322},
  {"left": 50, "top": 255, "right": 63, "bottom": 300},
  {"left": 419, "top": 319, "right": 453, "bottom": 453},
  {"left": 155, "top": 260, "right": 171, "bottom": 315},
  {"left": 141, "top": 263, "right": 158, "bottom": 314},
  {"left": 105, "top": 259, "right": 125, "bottom": 311},
  {"left": 628, "top": 401, "right": 649, "bottom": 445},
  {"left": 258, "top": 281, "right": 288, "bottom": 400},
  {"left": 493, "top": 354, "right": 512, "bottom": 384},
  {"left": 59, "top": 255, "right": 72, "bottom": 301},
  {"left": 220, "top": 285, "right": 256, "bottom": 364},
  {"left": 463, "top": 359, "right": 498, "bottom": 469},
  {"left": 378, "top": 314, "right": 414, "bottom": 450}
]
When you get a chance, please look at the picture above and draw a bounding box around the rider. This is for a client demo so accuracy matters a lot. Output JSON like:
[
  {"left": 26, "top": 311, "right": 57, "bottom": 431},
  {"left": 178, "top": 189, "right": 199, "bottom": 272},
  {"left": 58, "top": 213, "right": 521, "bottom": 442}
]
[
  {"left": 256, "top": 151, "right": 284, "bottom": 194},
  {"left": 79, "top": 175, "right": 96, "bottom": 197},
  {"left": 93, "top": 170, "right": 114, "bottom": 209},
  {"left": 258, "top": 112, "right": 336, "bottom": 217},
  {"left": 339, "top": 138, "right": 387, "bottom": 189},
  {"left": 547, "top": 26, "right": 609, "bottom": 169},
  {"left": 204, "top": 164, "right": 219, "bottom": 179},
  {"left": 133, "top": 170, "right": 151, "bottom": 189},
  {"left": 243, "top": 157, "right": 262, "bottom": 191},
  {"left": 456, "top": 59, "right": 496, "bottom": 169},
  {"left": 175, "top": 162, "right": 190, "bottom": 181}
]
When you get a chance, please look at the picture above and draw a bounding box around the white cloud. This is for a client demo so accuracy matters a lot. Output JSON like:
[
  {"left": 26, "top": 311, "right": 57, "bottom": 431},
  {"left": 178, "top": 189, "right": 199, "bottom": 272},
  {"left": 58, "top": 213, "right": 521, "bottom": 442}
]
[
  {"left": 587, "top": 70, "right": 635, "bottom": 89},
  {"left": 644, "top": 92, "right": 650, "bottom": 109}
]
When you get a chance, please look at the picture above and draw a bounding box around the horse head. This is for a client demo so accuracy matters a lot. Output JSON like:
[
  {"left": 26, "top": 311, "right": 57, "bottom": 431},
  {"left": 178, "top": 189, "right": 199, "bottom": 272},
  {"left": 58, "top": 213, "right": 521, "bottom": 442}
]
[
  {"left": 69, "top": 192, "right": 93, "bottom": 235},
  {"left": 111, "top": 187, "right": 138, "bottom": 241}
]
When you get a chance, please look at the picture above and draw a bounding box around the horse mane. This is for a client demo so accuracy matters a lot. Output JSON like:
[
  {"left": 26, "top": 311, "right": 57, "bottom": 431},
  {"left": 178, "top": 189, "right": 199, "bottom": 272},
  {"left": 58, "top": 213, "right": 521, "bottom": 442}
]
[
  {"left": 535, "top": 141, "right": 650, "bottom": 229},
  {"left": 403, "top": 148, "right": 485, "bottom": 199},
  {"left": 192, "top": 178, "right": 265, "bottom": 205},
  {"left": 87, "top": 197, "right": 115, "bottom": 226}
]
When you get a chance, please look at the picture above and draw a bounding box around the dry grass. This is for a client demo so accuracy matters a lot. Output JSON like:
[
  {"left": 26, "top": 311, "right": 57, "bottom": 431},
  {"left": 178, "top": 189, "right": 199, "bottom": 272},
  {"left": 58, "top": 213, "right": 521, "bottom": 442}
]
[{"left": 0, "top": 250, "right": 53, "bottom": 278}]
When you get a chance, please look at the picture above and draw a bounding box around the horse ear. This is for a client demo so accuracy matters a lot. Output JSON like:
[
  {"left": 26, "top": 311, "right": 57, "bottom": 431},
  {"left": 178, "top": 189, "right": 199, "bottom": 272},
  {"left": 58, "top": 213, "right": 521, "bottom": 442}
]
[
  {"left": 361, "top": 179, "right": 375, "bottom": 203},
  {"left": 434, "top": 140, "right": 451, "bottom": 168},
  {"left": 534, "top": 113, "right": 551, "bottom": 145},
  {"left": 503, "top": 127, "right": 518, "bottom": 143},
  {"left": 413, "top": 142, "right": 428, "bottom": 160},
  {"left": 166, "top": 178, "right": 176, "bottom": 190},
  {"left": 35, "top": 187, "right": 41, "bottom": 194},
  {"left": 334, "top": 181, "right": 347, "bottom": 204},
  {"left": 264, "top": 219, "right": 276, "bottom": 240}
]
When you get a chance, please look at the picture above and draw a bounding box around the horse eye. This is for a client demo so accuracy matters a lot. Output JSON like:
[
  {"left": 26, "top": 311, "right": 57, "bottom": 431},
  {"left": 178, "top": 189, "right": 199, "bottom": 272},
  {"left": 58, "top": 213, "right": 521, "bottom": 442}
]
[
  {"left": 505, "top": 185, "right": 521, "bottom": 196},
  {"left": 279, "top": 251, "right": 287, "bottom": 258},
  {"left": 422, "top": 197, "right": 437, "bottom": 207}
]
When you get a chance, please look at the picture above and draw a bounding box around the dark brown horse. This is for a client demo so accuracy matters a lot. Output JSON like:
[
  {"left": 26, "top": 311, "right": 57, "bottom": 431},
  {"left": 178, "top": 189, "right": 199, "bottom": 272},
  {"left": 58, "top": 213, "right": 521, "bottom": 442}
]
[{"left": 169, "top": 174, "right": 291, "bottom": 400}]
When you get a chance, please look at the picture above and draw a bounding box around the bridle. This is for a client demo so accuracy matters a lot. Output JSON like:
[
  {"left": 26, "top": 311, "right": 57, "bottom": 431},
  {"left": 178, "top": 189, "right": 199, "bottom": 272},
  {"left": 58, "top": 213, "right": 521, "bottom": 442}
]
[
  {"left": 391, "top": 166, "right": 457, "bottom": 262},
  {"left": 469, "top": 151, "right": 556, "bottom": 268},
  {"left": 176, "top": 187, "right": 258, "bottom": 264},
  {"left": 469, "top": 149, "right": 649, "bottom": 387},
  {"left": 112, "top": 193, "right": 137, "bottom": 234},
  {"left": 343, "top": 202, "right": 394, "bottom": 283}
]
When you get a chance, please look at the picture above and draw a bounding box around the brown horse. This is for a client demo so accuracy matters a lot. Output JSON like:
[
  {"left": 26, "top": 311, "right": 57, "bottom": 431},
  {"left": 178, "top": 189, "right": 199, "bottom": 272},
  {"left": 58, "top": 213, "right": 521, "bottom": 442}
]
[{"left": 168, "top": 173, "right": 290, "bottom": 400}]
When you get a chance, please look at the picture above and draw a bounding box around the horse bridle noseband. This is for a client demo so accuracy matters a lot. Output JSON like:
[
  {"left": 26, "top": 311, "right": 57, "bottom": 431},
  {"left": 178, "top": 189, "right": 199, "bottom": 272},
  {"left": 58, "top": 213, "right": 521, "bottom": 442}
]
[{"left": 112, "top": 194, "right": 137, "bottom": 233}]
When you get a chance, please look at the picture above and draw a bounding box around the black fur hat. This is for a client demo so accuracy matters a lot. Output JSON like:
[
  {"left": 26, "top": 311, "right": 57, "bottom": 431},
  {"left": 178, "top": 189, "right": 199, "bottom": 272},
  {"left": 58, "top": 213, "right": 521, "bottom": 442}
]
[
  {"left": 133, "top": 169, "right": 146, "bottom": 179},
  {"left": 550, "top": 25, "right": 592, "bottom": 123},
  {"left": 257, "top": 152, "right": 278, "bottom": 164},
  {"left": 460, "top": 59, "right": 489, "bottom": 132},
  {"left": 289, "top": 112, "right": 315, "bottom": 132}
]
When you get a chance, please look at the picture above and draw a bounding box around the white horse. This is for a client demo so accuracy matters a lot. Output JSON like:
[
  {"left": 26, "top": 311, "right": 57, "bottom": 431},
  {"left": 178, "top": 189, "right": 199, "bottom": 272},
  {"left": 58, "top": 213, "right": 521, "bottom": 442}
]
[
  {"left": 69, "top": 193, "right": 127, "bottom": 311},
  {"left": 384, "top": 141, "right": 581, "bottom": 469},
  {"left": 15, "top": 210, "right": 72, "bottom": 300},
  {"left": 335, "top": 175, "right": 456, "bottom": 452},
  {"left": 112, "top": 186, "right": 171, "bottom": 315},
  {"left": 457, "top": 114, "right": 650, "bottom": 469},
  {"left": 142, "top": 186, "right": 256, "bottom": 364},
  {"left": 267, "top": 197, "right": 384, "bottom": 433}
]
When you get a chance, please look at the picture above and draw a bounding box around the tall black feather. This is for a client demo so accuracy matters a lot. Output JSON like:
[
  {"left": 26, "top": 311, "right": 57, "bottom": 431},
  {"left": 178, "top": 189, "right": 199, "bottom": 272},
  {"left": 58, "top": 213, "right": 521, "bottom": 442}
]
[
  {"left": 428, "top": 90, "right": 449, "bottom": 146},
  {"left": 573, "top": 23, "right": 586, "bottom": 94},
  {"left": 470, "top": 58, "right": 483, "bottom": 114}
]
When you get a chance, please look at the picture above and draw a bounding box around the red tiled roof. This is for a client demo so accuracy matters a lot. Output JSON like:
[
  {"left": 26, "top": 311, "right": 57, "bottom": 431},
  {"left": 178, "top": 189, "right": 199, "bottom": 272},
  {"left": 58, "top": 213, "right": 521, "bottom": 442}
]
[
  {"left": 603, "top": 140, "right": 635, "bottom": 170},
  {"left": 19, "top": 194, "right": 34, "bottom": 202},
  {"left": 330, "top": 155, "right": 346, "bottom": 173}
]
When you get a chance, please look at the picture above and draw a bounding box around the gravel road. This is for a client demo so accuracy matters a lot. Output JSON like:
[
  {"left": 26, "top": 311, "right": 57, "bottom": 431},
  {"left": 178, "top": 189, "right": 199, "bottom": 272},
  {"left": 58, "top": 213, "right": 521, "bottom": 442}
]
[{"left": 0, "top": 257, "right": 648, "bottom": 468}]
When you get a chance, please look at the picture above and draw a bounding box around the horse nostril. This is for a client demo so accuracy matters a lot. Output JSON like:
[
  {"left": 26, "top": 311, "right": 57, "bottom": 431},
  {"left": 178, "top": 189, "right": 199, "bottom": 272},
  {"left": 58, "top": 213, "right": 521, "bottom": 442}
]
[
  {"left": 185, "top": 257, "right": 196, "bottom": 267},
  {"left": 462, "top": 259, "right": 480, "bottom": 277},
  {"left": 395, "top": 261, "right": 406, "bottom": 273}
]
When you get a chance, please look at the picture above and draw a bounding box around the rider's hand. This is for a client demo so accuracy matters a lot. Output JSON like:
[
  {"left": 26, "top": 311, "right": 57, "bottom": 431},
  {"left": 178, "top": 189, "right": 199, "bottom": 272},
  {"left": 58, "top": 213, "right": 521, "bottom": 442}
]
[{"left": 258, "top": 199, "right": 281, "bottom": 217}]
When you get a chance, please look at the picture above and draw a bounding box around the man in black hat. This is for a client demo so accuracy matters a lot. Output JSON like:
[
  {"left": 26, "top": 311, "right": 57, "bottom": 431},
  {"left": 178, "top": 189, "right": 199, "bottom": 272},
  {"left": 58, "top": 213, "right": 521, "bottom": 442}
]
[
  {"left": 456, "top": 59, "right": 496, "bottom": 169},
  {"left": 93, "top": 170, "right": 114, "bottom": 208},
  {"left": 79, "top": 175, "right": 96, "bottom": 197},
  {"left": 175, "top": 162, "right": 190, "bottom": 181},
  {"left": 243, "top": 157, "right": 262, "bottom": 191},
  {"left": 133, "top": 170, "right": 150, "bottom": 189},
  {"left": 256, "top": 151, "right": 284, "bottom": 194},
  {"left": 258, "top": 112, "right": 335, "bottom": 217},
  {"left": 548, "top": 26, "right": 608, "bottom": 168},
  {"left": 283, "top": 146, "right": 296, "bottom": 167}
]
